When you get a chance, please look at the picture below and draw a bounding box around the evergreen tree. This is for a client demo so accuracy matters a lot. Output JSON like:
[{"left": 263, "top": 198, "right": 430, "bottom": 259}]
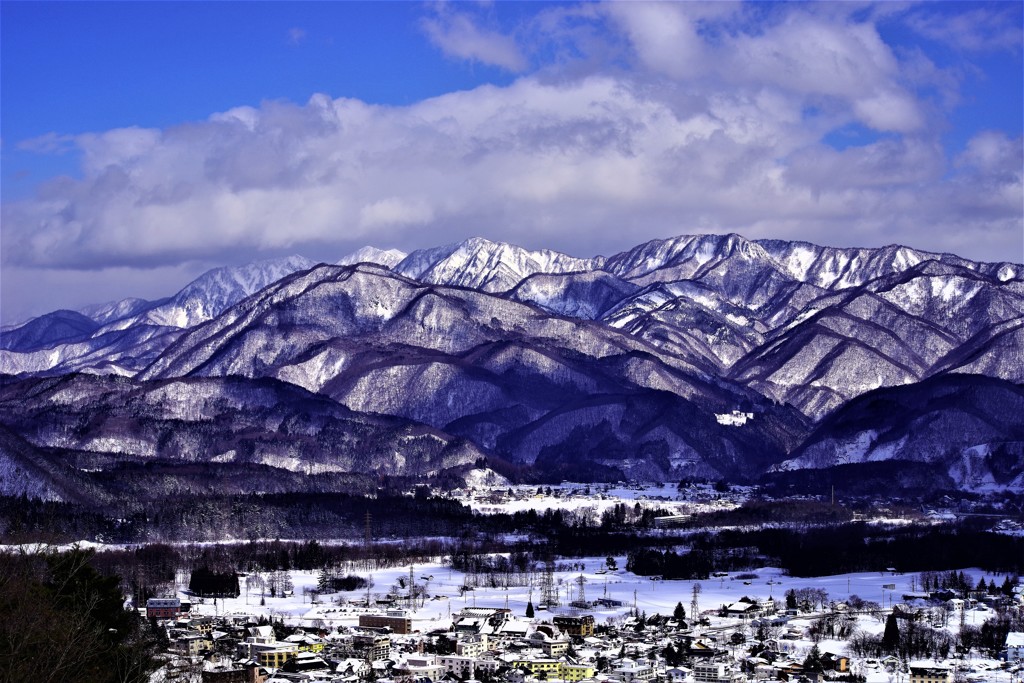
[
  {"left": 802, "top": 644, "right": 824, "bottom": 673},
  {"left": 525, "top": 601, "right": 534, "bottom": 618},
  {"left": 882, "top": 613, "right": 900, "bottom": 653},
  {"left": 673, "top": 601, "right": 686, "bottom": 621}
]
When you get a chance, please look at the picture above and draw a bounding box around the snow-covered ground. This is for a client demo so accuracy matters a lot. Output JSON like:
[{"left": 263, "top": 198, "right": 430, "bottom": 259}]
[{"left": 446, "top": 481, "right": 749, "bottom": 518}]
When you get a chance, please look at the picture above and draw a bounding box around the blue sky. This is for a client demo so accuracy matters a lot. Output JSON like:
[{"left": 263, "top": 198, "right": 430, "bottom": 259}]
[
  {"left": 2, "top": 1, "right": 1022, "bottom": 323},
  {"left": 1, "top": 2, "right": 519, "bottom": 197}
]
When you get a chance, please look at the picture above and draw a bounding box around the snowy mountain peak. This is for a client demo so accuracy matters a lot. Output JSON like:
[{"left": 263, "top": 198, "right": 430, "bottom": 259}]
[
  {"left": 338, "top": 246, "right": 407, "bottom": 269},
  {"left": 394, "top": 236, "right": 603, "bottom": 293},
  {"left": 107, "top": 255, "right": 319, "bottom": 330},
  {"left": 79, "top": 297, "right": 158, "bottom": 326},
  {"left": 604, "top": 233, "right": 765, "bottom": 280}
]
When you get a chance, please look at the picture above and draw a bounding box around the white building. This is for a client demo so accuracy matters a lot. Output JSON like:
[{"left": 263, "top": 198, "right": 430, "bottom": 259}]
[
  {"left": 457, "top": 634, "right": 489, "bottom": 657},
  {"left": 693, "top": 661, "right": 744, "bottom": 683},
  {"left": 1003, "top": 632, "right": 1024, "bottom": 662}
]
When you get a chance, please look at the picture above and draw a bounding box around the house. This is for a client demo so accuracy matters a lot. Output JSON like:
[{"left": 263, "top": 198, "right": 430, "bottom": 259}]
[
  {"left": 559, "top": 661, "right": 595, "bottom": 681},
  {"left": 255, "top": 644, "right": 299, "bottom": 669},
  {"left": 613, "top": 660, "right": 654, "bottom": 683},
  {"left": 335, "top": 658, "right": 370, "bottom": 678},
  {"left": 819, "top": 652, "right": 849, "bottom": 673},
  {"left": 174, "top": 633, "right": 213, "bottom": 657},
  {"left": 510, "top": 656, "right": 560, "bottom": 678},
  {"left": 653, "top": 515, "right": 689, "bottom": 528},
  {"left": 147, "top": 597, "right": 182, "bottom": 619},
  {"left": 283, "top": 632, "right": 325, "bottom": 653},
  {"left": 542, "top": 639, "right": 570, "bottom": 658},
  {"left": 359, "top": 609, "right": 413, "bottom": 634},
  {"left": 439, "top": 654, "right": 476, "bottom": 678},
  {"left": 279, "top": 651, "right": 331, "bottom": 674},
  {"left": 665, "top": 667, "right": 689, "bottom": 683},
  {"left": 352, "top": 631, "right": 391, "bottom": 662},
  {"left": 554, "top": 615, "right": 595, "bottom": 637},
  {"left": 396, "top": 654, "right": 444, "bottom": 682},
  {"left": 201, "top": 659, "right": 268, "bottom": 683},
  {"left": 908, "top": 662, "right": 950, "bottom": 683},
  {"left": 1004, "top": 632, "right": 1024, "bottom": 662},
  {"left": 456, "top": 634, "right": 489, "bottom": 658},
  {"left": 724, "top": 602, "right": 759, "bottom": 620},
  {"left": 493, "top": 618, "right": 530, "bottom": 642},
  {"left": 236, "top": 626, "right": 301, "bottom": 669},
  {"left": 526, "top": 629, "right": 569, "bottom": 657},
  {"left": 693, "top": 660, "right": 744, "bottom": 683}
]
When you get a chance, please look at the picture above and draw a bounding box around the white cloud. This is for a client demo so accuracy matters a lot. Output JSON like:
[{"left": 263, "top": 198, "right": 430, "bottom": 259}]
[
  {"left": 360, "top": 197, "right": 435, "bottom": 228},
  {"left": 585, "top": 4, "right": 933, "bottom": 134},
  {"left": 421, "top": 7, "right": 526, "bottom": 71},
  {"left": 852, "top": 90, "right": 924, "bottom": 133},
  {"left": 906, "top": 6, "right": 1024, "bottom": 53},
  {"left": 16, "top": 132, "right": 76, "bottom": 155},
  {"left": 4, "top": 70, "right": 1019, "bottom": 280},
  {"left": 602, "top": 3, "right": 710, "bottom": 80},
  {"left": 957, "top": 130, "right": 1023, "bottom": 176}
]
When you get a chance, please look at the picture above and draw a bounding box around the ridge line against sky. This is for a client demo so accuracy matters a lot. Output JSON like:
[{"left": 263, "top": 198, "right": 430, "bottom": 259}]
[{"left": 1, "top": 1, "right": 1022, "bottom": 324}]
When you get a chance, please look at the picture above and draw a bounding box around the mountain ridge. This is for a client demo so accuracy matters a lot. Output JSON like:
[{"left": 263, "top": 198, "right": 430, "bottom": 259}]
[{"left": 1, "top": 232, "right": 1021, "bottom": 494}]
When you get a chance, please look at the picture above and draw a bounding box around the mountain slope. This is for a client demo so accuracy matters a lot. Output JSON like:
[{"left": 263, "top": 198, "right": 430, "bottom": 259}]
[
  {"left": 0, "top": 310, "right": 99, "bottom": 352},
  {"left": 771, "top": 374, "right": 1024, "bottom": 491},
  {"left": 0, "top": 373, "right": 489, "bottom": 494},
  {"left": 137, "top": 263, "right": 807, "bottom": 481}
]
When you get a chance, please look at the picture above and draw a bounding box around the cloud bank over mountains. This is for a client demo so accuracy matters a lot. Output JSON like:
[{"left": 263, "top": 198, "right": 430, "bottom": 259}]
[{"left": 2, "top": 2, "right": 1021, "bottom": 324}]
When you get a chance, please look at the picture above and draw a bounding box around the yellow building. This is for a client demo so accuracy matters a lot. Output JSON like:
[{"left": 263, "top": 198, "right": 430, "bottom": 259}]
[
  {"left": 285, "top": 634, "right": 325, "bottom": 653},
  {"left": 512, "top": 658, "right": 594, "bottom": 681},
  {"left": 513, "top": 658, "right": 561, "bottom": 676},
  {"left": 553, "top": 615, "right": 595, "bottom": 637},
  {"left": 257, "top": 645, "right": 299, "bottom": 669},
  {"left": 559, "top": 663, "right": 595, "bottom": 681}
]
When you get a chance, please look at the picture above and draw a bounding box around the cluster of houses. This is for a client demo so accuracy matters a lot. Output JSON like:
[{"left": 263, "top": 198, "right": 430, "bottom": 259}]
[{"left": 145, "top": 577, "right": 1024, "bottom": 683}]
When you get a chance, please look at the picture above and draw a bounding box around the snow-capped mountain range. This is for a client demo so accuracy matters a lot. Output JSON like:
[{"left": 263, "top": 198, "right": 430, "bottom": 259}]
[{"left": 1, "top": 233, "right": 1022, "bottom": 496}]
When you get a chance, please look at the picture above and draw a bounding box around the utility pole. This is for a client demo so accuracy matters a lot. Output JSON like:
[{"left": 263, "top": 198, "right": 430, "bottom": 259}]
[
  {"left": 364, "top": 511, "right": 373, "bottom": 570},
  {"left": 408, "top": 566, "right": 415, "bottom": 611}
]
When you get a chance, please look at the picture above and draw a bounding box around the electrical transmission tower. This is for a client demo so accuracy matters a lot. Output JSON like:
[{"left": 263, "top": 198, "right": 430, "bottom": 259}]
[
  {"left": 691, "top": 583, "right": 702, "bottom": 631},
  {"left": 570, "top": 574, "right": 588, "bottom": 613},
  {"left": 364, "top": 511, "right": 374, "bottom": 570},
  {"left": 541, "top": 559, "right": 559, "bottom": 608}
]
